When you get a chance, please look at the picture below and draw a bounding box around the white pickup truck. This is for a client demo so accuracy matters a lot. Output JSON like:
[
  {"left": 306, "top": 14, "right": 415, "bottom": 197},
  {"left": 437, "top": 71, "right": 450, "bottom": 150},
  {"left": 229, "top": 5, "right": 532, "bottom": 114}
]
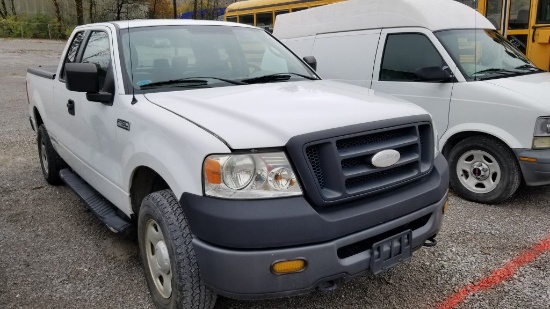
[{"left": 26, "top": 20, "right": 448, "bottom": 308}]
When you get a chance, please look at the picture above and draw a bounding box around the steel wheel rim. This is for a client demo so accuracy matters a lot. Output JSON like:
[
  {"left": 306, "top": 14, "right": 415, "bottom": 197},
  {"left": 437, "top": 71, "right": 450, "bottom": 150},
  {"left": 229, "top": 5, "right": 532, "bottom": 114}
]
[
  {"left": 145, "top": 219, "right": 173, "bottom": 298},
  {"left": 456, "top": 149, "right": 501, "bottom": 194},
  {"left": 40, "top": 138, "right": 49, "bottom": 175}
]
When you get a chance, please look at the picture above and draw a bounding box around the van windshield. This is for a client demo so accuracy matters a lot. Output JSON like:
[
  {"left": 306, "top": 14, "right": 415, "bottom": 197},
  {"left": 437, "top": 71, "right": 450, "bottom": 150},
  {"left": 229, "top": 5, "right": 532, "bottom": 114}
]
[
  {"left": 435, "top": 29, "right": 543, "bottom": 81},
  {"left": 120, "top": 25, "right": 318, "bottom": 92}
]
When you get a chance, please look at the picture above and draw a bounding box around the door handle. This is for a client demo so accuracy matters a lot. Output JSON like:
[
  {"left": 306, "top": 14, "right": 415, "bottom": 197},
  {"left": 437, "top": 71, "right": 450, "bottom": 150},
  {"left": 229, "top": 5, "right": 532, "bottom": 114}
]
[{"left": 67, "top": 100, "right": 75, "bottom": 116}]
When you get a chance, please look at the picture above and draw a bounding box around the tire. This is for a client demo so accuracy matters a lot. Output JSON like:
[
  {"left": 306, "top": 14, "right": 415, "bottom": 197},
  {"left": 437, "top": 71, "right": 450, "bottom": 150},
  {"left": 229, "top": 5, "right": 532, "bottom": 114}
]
[
  {"left": 37, "top": 124, "right": 66, "bottom": 185},
  {"left": 138, "top": 190, "right": 217, "bottom": 309},
  {"left": 448, "top": 135, "right": 521, "bottom": 204}
]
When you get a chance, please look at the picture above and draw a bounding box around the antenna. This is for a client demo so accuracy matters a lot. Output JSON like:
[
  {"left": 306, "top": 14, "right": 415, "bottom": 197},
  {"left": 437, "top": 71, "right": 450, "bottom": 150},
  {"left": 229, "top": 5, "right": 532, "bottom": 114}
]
[{"left": 127, "top": 12, "right": 138, "bottom": 104}]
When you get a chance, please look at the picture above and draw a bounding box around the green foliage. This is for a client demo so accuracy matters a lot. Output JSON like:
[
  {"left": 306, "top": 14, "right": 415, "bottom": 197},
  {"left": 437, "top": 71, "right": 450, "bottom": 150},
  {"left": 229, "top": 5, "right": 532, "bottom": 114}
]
[{"left": 0, "top": 14, "right": 71, "bottom": 39}]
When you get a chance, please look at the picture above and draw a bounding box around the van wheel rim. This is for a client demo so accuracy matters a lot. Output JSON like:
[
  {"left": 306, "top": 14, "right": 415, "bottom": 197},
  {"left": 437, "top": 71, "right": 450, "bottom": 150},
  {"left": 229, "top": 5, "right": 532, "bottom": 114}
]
[
  {"left": 40, "top": 139, "right": 49, "bottom": 175},
  {"left": 145, "top": 219, "right": 173, "bottom": 298},
  {"left": 456, "top": 150, "right": 501, "bottom": 194}
]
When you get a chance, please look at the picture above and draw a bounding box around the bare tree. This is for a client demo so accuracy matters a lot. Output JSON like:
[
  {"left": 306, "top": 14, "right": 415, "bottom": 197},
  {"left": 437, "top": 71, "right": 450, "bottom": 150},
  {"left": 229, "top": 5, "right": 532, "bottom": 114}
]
[
  {"left": 51, "top": 0, "right": 63, "bottom": 24},
  {"left": 89, "top": 0, "right": 97, "bottom": 23},
  {"left": 9, "top": 0, "right": 14, "bottom": 16},
  {"left": 0, "top": 0, "right": 7, "bottom": 18},
  {"left": 74, "top": 0, "right": 84, "bottom": 25}
]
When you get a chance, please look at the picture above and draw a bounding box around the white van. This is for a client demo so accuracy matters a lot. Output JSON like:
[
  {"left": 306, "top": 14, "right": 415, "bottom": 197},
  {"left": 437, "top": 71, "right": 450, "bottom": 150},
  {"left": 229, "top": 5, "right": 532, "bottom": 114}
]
[{"left": 274, "top": 0, "right": 550, "bottom": 204}]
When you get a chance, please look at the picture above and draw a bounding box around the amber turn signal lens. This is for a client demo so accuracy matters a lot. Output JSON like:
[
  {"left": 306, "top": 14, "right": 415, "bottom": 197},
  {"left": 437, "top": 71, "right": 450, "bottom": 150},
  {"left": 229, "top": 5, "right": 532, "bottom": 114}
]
[
  {"left": 271, "top": 259, "right": 307, "bottom": 275},
  {"left": 519, "top": 156, "right": 537, "bottom": 163},
  {"left": 204, "top": 158, "right": 221, "bottom": 184}
]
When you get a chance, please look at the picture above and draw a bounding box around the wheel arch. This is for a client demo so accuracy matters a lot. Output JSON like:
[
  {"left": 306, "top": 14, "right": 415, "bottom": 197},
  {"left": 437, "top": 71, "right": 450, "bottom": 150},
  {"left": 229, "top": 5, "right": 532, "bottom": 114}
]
[
  {"left": 440, "top": 124, "right": 522, "bottom": 158},
  {"left": 129, "top": 166, "right": 172, "bottom": 216},
  {"left": 34, "top": 107, "right": 44, "bottom": 128}
]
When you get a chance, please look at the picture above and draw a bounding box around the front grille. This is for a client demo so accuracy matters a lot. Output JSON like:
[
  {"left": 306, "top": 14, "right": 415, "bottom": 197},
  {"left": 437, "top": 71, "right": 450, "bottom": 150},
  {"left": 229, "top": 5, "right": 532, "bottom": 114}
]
[{"left": 303, "top": 122, "right": 433, "bottom": 204}]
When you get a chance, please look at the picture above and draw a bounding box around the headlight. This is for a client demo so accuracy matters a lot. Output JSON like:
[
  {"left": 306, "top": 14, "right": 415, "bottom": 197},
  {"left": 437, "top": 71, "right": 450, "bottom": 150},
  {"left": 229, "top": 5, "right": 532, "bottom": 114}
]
[
  {"left": 532, "top": 117, "right": 550, "bottom": 149},
  {"left": 203, "top": 152, "right": 302, "bottom": 199}
]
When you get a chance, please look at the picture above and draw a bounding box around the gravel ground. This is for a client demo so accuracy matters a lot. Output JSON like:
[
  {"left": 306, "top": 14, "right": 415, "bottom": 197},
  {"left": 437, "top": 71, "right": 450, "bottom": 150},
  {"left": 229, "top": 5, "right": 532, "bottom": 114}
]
[{"left": 1, "top": 38, "right": 549, "bottom": 309}]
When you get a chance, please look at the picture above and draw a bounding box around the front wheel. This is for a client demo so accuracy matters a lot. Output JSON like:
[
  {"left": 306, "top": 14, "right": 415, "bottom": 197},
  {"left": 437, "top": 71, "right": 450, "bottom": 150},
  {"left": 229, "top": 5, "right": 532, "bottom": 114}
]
[
  {"left": 138, "top": 190, "right": 216, "bottom": 309},
  {"left": 448, "top": 136, "right": 521, "bottom": 204}
]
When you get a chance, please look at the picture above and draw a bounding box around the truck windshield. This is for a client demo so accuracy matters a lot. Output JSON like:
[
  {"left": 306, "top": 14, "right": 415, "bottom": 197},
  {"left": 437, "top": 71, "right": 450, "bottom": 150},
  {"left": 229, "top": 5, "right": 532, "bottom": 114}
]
[
  {"left": 120, "top": 25, "right": 318, "bottom": 92},
  {"left": 435, "top": 29, "right": 543, "bottom": 81}
]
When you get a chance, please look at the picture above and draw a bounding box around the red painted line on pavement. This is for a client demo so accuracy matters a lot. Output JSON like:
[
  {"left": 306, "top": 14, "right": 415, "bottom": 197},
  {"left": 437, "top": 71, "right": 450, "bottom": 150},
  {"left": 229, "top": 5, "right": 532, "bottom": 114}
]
[{"left": 436, "top": 234, "right": 550, "bottom": 309}]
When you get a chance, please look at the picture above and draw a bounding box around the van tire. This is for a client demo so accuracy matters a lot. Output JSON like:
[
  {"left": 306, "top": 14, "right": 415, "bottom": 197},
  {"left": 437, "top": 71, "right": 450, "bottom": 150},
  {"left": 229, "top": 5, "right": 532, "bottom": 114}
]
[
  {"left": 138, "top": 189, "right": 217, "bottom": 309},
  {"left": 37, "top": 124, "right": 66, "bottom": 185},
  {"left": 448, "top": 136, "right": 521, "bottom": 204}
]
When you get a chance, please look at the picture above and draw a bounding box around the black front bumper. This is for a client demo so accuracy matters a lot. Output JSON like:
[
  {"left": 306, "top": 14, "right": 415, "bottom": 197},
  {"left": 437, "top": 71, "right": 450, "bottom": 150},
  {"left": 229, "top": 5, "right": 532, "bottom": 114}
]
[
  {"left": 191, "top": 193, "right": 446, "bottom": 299},
  {"left": 514, "top": 148, "right": 550, "bottom": 186}
]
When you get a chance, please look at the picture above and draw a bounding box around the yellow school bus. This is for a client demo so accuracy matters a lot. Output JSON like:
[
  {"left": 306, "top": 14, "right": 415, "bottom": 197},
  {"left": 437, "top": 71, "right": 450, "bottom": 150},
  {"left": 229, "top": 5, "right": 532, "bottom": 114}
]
[
  {"left": 477, "top": 0, "right": 550, "bottom": 70},
  {"left": 224, "top": 0, "right": 343, "bottom": 31}
]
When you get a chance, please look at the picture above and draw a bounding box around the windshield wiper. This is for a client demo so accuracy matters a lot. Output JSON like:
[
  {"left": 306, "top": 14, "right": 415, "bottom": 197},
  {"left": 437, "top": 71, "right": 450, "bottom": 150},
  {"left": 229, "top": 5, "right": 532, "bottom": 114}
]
[
  {"left": 471, "top": 68, "right": 522, "bottom": 80},
  {"left": 514, "top": 64, "right": 544, "bottom": 72},
  {"left": 139, "top": 77, "right": 246, "bottom": 89},
  {"left": 241, "top": 72, "right": 318, "bottom": 84}
]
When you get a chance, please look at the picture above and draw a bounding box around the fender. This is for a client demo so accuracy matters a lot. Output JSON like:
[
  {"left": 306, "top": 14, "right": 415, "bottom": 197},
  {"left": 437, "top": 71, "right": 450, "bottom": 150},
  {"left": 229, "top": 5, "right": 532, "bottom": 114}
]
[{"left": 440, "top": 122, "right": 523, "bottom": 150}]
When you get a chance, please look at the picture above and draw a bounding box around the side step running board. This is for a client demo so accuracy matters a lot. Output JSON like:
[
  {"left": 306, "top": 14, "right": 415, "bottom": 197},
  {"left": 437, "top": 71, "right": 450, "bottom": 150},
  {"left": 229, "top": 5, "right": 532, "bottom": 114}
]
[{"left": 60, "top": 169, "right": 133, "bottom": 236}]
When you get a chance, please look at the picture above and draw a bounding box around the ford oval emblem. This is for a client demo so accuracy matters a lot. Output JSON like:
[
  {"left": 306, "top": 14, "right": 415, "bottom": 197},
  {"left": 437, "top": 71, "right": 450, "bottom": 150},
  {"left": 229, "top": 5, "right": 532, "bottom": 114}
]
[{"left": 371, "top": 149, "right": 400, "bottom": 168}]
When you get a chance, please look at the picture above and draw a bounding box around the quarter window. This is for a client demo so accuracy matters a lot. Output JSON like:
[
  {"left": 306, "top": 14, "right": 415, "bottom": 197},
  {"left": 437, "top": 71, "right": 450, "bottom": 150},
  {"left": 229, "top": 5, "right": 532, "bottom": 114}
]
[
  {"left": 81, "top": 31, "right": 111, "bottom": 91},
  {"left": 380, "top": 33, "right": 446, "bottom": 82}
]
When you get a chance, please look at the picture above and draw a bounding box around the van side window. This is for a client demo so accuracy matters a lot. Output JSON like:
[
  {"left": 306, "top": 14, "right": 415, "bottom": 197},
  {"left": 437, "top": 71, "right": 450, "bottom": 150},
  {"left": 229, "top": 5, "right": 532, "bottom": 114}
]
[
  {"left": 81, "top": 31, "right": 111, "bottom": 91},
  {"left": 380, "top": 33, "right": 445, "bottom": 82},
  {"left": 61, "top": 31, "right": 84, "bottom": 80}
]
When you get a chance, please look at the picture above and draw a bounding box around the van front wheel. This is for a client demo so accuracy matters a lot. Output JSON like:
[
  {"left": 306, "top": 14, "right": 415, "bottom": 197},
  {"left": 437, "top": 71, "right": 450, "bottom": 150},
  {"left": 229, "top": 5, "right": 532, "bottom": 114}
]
[{"left": 448, "top": 136, "right": 521, "bottom": 204}]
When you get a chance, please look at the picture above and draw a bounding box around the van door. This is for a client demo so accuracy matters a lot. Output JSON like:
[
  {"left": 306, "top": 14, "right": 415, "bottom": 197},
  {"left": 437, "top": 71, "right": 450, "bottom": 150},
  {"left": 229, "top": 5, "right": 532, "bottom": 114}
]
[{"left": 371, "top": 28, "right": 458, "bottom": 137}]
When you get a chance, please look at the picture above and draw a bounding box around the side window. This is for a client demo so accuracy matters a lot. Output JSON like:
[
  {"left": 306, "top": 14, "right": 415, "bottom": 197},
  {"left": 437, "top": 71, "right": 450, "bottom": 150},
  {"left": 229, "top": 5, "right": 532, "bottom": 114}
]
[
  {"left": 537, "top": 0, "right": 550, "bottom": 23},
  {"left": 81, "top": 31, "right": 111, "bottom": 90},
  {"left": 61, "top": 31, "right": 84, "bottom": 80},
  {"left": 380, "top": 33, "right": 445, "bottom": 82}
]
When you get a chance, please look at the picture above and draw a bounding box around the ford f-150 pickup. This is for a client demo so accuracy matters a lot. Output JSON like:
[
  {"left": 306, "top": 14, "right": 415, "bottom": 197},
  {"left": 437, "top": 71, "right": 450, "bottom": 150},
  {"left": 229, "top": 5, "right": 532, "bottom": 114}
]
[{"left": 26, "top": 19, "right": 448, "bottom": 309}]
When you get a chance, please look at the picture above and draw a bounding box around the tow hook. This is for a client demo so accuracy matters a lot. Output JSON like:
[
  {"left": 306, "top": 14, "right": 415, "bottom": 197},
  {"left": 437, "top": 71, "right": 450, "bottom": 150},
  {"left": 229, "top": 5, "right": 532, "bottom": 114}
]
[
  {"left": 423, "top": 237, "right": 437, "bottom": 247},
  {"left": 317, "top": 280, "right": 338, "bottom": 293}
]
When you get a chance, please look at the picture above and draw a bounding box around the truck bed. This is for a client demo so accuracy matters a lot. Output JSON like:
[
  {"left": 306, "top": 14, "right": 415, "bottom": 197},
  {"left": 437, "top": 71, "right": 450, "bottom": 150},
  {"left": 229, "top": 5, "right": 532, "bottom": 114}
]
[{"left": 27, "top": 65, "right": 58, "bottom": 79}]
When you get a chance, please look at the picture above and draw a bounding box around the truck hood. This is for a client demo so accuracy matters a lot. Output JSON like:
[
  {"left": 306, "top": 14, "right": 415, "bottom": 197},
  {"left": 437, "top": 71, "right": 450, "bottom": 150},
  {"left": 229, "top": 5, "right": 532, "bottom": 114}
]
[
  {"left": 144, "top": 80, "right": 428, "bottom": 149},
  {"left": 483, "top": 72, "right": 550, "bottom": 107}
]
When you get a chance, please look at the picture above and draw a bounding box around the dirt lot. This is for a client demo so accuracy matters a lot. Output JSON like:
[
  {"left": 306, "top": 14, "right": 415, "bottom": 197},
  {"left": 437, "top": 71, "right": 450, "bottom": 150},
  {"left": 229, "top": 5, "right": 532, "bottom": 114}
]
[{"left": 1, "top": 38, "right": 549, "bottom": 309}]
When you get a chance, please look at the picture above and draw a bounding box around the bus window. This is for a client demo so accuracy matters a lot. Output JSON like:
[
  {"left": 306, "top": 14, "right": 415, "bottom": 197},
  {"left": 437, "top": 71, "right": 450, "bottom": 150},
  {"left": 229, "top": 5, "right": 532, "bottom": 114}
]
[
  {"left": 256, "top": 12, "right": 273, "bottom": 30},
  {"left": 240, "top": 14, "right": 254, "bottom": 25},
  {"left": 508, "top": 0, "right": 531, "bottom": 29},
  {"left": 226, "top": 16, "right": 237, "bottom": 23},
  {"left": 537, "top": 0, "right": 550, "bottom": 23},
  {"left": 292, "top": 7, "right": 307, "bottom": 12},
  {"left": 275, "top": 10, "right": 289, "bottom": 18},
  {"left": 486, "top": 0, "right": 503, "bottom": 29}
]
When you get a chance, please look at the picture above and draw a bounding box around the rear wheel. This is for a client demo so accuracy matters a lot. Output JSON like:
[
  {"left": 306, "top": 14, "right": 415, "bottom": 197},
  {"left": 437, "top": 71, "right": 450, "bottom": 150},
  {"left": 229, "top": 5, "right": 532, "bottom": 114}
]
[
  {"left": 37, "top": 124, "right": 66, "bottom": 185},
  {"left": 138, "top": 190, "right": 216, "bottom": 309},
  {"left": 448, "top": 136, "right": 521, "bottom": 204}
]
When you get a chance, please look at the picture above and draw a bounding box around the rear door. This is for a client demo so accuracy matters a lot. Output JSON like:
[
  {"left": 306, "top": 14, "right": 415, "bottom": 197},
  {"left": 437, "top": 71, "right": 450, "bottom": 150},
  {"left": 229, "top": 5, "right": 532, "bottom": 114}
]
[{"left": 371, "top": 28, "right": 457, "bottom": 137}]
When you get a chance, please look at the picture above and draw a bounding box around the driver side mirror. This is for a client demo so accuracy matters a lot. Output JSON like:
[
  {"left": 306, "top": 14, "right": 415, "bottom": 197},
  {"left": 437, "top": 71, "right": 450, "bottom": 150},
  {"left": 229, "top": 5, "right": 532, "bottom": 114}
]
[
  {"left": 414, "top": 66, "right": 453, "bottom": 82},
  {"left": 65, "top": 63, "right": 114, "bottom": 105},
  {"left": 303, "top": 56, "right": 317, "bottom": 71}
]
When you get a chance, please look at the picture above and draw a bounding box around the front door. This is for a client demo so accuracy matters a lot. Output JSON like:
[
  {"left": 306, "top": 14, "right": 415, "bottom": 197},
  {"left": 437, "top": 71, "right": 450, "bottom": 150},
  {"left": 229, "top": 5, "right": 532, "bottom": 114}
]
[{"left": 371, "top": 28, "right": 457, "bottom": 138}]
